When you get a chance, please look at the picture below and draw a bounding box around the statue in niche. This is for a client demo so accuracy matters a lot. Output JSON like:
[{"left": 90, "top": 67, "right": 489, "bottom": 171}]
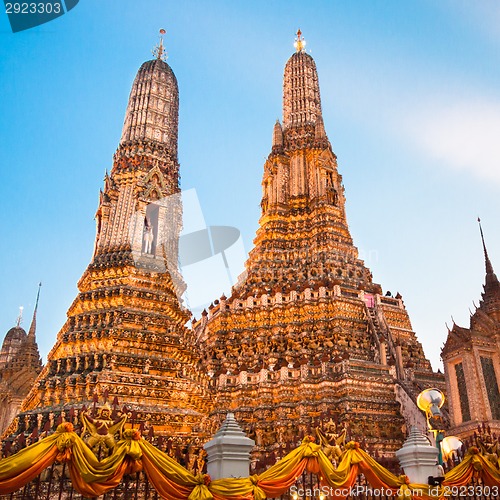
[
  {"left": 143, "top": 217, "right": 154, "bottom": 254},
  {"left": 324, "top": 171, "right": 338, "bottom": 205}
]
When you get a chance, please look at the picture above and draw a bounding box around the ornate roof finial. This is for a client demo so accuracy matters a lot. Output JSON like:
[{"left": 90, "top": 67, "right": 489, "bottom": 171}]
[
  {"left": 478, "top": 217, "right": 494, "bottom": 276},
  {"left": 294, "top": 29, "right": 306, "bottom": 53},
  {"left": 16, "top": 306, "right": 24, "bottom": 327},
  {"left": 152, "top": 28, "right": 168, "bottom": 61}
]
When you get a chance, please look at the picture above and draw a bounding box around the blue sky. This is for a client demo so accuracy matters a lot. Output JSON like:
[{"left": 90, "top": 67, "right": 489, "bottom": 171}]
[{"left": 1, "top": 0, "right": 499, "bottom": 370}]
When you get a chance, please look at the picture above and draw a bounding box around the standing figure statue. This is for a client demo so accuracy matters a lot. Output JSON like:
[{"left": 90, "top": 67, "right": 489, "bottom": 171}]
[
  {"left": 478, "top": 435, "right": 500, "bottom": 468},
  {"left": 81, "top": 405, "right": 127, "bottom": 455},
  {"left": 143, "top": 217, "right": 154, "bottom": 254},
  {"left": 315, "top": 419, "right": 347, "bottom": 465}
]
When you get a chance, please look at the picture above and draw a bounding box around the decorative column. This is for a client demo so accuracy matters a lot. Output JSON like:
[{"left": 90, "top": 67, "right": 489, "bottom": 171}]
[
  {"left": 204, "top": 413, "right": 255, "bottom": 479},
  {"left": 396, "top": 427, "right": 439, "bottom": 485},
  {"left": 396, "top": 344, "right": 405, "bottom": 379},
  {"left": 380, "top": 342, "right": 387, "bottom": 366}
]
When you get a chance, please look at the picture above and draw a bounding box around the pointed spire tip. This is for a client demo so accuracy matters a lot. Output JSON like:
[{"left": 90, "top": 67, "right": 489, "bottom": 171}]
[
  {"left": 28, "top": 283, "right": 42, "bottom": 338},
  {"left": 16, "top": 306, "right": 24, "bottom": 327},
  {"left": 153, "top": 28, "right": 168, "bottom": 61},
  {"left": 478, "top": 217, "right": 495, "bottom": 276},
  {"left": 294, "top": 29, "right": 306, "bottom": 53}
]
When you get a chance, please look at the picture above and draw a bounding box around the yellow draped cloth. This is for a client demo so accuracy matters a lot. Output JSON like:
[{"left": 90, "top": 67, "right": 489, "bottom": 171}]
[{"left": 1, "top": 425, "right": 499, "bottom": 500}]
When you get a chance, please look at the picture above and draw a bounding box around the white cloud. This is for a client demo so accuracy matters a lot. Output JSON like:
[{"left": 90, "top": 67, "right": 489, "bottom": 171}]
[
  {"left": 322, "top": 53, "right": 500, "bottom": 186},
  {"left": 406, "top": 99, "right": 500, "bottom": 184}
]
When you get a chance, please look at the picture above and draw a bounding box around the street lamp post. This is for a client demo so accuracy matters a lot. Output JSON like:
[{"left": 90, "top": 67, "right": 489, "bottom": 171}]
[{"left": 416, "top": 388, "right": 446, "bottom": 465}]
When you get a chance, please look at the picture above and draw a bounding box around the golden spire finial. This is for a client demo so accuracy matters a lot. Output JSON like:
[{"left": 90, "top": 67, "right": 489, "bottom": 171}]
[
  {"left": 153, "top": 28, "right": 168, "bottom": 61},
  {"left": 294, "top": 29, "right": 306, "bottom": 53}
]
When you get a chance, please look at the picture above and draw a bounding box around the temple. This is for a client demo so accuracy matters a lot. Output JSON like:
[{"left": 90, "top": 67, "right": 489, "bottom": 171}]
[
  {"left": 0, "top": 285, "right": 42, "bottom": 435},
  {"left": 5, "top": 34, "right": 213, "bottom": 445},
  {"left": 1, "top": 32, "right": 461, "bottom": 465},
  {"left": 442, "top": 220, "right": 500, "bottom": 440},
  {"left": 196, "top": 31, "right": 445, "bottom": 465}
]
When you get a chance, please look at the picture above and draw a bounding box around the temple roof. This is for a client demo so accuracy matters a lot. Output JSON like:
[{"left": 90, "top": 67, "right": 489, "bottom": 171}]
[
  {"left": 478, "top": 219, "right": 500, "bottom": 321},
  {"left": 2, "top": 326, "right": 26, "bottom": 345},
  {"left": 442, "top": 222, "right": 500, "bottom": 357}
]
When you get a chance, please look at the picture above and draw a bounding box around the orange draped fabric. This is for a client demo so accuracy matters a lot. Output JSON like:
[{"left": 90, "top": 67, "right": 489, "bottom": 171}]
[
  {"left": 0, "top": 445, "right": 59, "bottom": 494},
  {"left": 68, "top": 456, "right": 142, "bottom": 497},
  {"left": 0, "top": 424, "right": 499, "bottom": 499},
  {"left": 254, "top": 437, "right": 316, "bottom": 498},
  {"left": 257, "top": 458, "right": 307, "bottom": 497},
  {"left": 441, "top": 453, "right": 476, "bottom": 488},
  {"left": 477, "top": 453, "right": 500, "bottom": 487},
  {"left": 140, "top": 453, "right": 196, "bottom": 500}
]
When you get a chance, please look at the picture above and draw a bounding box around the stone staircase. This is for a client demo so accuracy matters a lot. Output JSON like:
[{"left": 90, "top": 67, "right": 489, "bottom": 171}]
[{"left": 365, "top": 304, "right": 398, "bottom": 367}]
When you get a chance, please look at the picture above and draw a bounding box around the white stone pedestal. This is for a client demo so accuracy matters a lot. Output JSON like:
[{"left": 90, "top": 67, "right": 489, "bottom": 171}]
[
  {"left": 204, "top": 413, "right": 255, "bottom": 479},
  {"left": 396, "top": 426, "right": 439, "bottom": 485}
]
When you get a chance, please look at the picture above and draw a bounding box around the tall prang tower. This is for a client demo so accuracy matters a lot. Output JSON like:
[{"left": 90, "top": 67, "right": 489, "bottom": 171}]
[
  {"left": 197, "top": 32, "right": 445, "bottom": 465},
  {"left": 10, "top": 36, "right": 213, "bottom": 439}
]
